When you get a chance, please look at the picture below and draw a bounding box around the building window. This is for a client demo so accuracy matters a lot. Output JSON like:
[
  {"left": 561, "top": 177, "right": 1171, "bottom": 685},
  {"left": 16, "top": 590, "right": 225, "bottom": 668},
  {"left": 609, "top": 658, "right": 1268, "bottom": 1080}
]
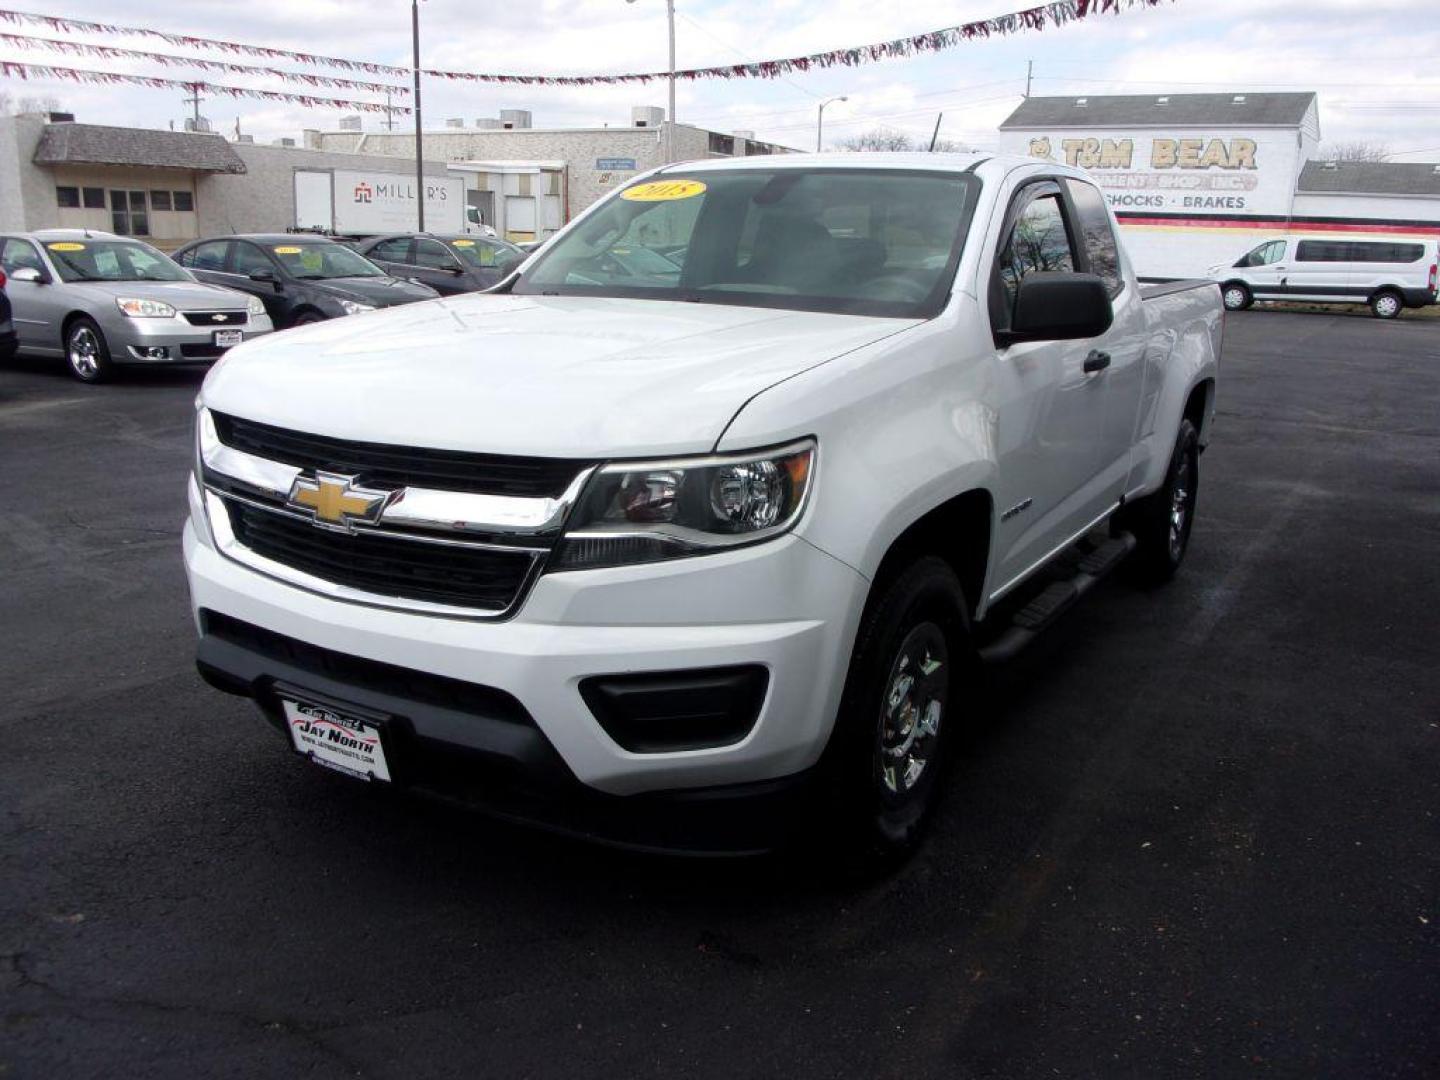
[
  {"left": 707, "top": 132, "right": 735, "bottom": 156},
  {"left": 56, "top": 186, "right": 80, "bottom": 208},
  {"left": 128, "top": 191, "right": 149, "bottom": 236},
  {"left": 82, "top": 187, "right": 105, "bottom": 209},
  {"left": 173, "top": 190, "right": 194, "bottom": 212},
  {"left": 110, "top": 190, "right": 128, "bottom": 234},
  {"left": 150, "top": 190, "right": 173, "bottom": 211}
]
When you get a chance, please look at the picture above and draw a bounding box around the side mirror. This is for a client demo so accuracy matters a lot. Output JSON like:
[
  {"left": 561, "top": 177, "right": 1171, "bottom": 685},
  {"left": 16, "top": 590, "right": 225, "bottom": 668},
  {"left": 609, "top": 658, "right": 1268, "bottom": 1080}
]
[
  {"left": 1000, "top": 272, "right": 1113, "bottom": 345},
  {"left": 247, "top": 268, "right": 276, "bottom": 283},
  {"left": 9, "top": 266, "right": 46, "bottom": 284}
]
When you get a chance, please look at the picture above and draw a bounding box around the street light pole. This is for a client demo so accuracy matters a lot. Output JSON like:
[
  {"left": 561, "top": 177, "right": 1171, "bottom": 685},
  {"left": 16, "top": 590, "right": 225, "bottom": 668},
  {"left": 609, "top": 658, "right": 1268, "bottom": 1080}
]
[
  {"left": 665, "top": 0, "right": 676, "bottom": 164},
  {"left": 816, "top": 95, "right": 847, "bottom": 152},
  {"left": 412, "top": 0, "right": 425, "bottom": 231},
  {"left": 629, "top": 0, "right": 677, "bottom": 164}
]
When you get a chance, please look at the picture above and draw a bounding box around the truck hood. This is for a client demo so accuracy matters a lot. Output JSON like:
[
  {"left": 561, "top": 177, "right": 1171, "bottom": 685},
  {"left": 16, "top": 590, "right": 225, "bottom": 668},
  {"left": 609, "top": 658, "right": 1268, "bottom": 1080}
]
[
  {"left": 70, "top": 279, "right": 253, "bottom": 310},
  {"left": 202, "top": 293, "right": 915, "bottom": 457}
]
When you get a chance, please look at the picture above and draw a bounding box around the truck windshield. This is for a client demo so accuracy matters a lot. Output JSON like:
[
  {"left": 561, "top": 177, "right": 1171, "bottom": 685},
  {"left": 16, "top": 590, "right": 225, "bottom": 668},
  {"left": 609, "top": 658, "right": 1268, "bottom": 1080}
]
[
  {"left": 270, "top": 243, "right": 386, "bottom": 279},
  {"left": 45, "top": 240, "right": 190, "bottom": 283},
  {"left": 515, "top": 168, "right": 980, "bottom": 319}
]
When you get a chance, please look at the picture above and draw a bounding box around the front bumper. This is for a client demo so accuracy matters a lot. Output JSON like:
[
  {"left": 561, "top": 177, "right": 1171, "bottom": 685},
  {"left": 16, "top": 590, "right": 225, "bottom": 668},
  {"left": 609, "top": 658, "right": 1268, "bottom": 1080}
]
[
  {"left": 110, "top": 313, "right": 275, "bottom": 363},
  {"left": 184, "top": 476, "right": 867, "bottom": 815}
]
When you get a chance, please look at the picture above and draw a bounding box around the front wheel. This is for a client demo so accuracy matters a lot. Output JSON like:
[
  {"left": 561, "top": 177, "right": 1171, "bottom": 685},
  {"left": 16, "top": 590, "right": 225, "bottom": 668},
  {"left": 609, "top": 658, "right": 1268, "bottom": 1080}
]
[
  {"left": 290, "top": 311, "right": 326, "bottom": 327},
  {"left": 1221, "top": 282, "right": 1252, "bottom": 311},
  {"left": 1370, "top": 290, "right": 1402, "bottom": 319},
  {"left": 816, "top": 557, "right": 972, "bottom": 871},
  {"left": 65, "top": 317, "right": 114, "bottom": 383},
  {"left": 1122, "top": 418, "right": 1199, "bottom": 585}
]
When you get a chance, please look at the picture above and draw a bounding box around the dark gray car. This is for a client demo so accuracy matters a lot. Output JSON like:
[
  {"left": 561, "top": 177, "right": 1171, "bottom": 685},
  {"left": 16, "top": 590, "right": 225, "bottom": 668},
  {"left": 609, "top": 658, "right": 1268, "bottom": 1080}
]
[
  {"left": 174, "top": 234, "right": 439, "bottom": 329},
  {"left": 354, "top": 233, "right": 525, "bottom": 295}
]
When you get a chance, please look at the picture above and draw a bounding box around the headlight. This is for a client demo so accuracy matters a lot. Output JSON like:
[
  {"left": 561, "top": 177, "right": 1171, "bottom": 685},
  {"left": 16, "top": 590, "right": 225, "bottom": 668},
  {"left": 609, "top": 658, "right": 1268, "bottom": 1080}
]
[
  {"left": 116, "top": 297, "right": 177, "bottom": 318},
  {"left": 245, "top": 295, "right": 266, "bottom": 316},
  {"left": 338, "top": 299, "right": 375, "bottom": 316},
  {"left": 551, "top": 440, "right": 815, "bottom": 571}
]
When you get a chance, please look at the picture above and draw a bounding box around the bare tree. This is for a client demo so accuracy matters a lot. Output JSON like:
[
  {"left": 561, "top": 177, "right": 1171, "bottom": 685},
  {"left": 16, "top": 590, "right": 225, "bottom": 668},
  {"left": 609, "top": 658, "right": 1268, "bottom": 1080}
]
[
  {"left": 1318, "top": 140, "right": 1390, "bottom": 162},
  {"left": 14, "top": 94, "right": 62, "bottom": 115},
  {"left": 836, "top": 127, "right": 916, "bottom": 152},
  {"left": 931, "top": 137, "right": 976, "bottom": 153}
]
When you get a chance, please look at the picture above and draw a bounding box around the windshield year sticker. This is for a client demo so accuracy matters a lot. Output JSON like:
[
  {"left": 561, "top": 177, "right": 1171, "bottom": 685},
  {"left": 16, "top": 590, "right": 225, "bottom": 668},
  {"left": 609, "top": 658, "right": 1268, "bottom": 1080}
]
[
  {"left": 273, "top": 245, "right": 303, "bottom": 254},
  {"left": 621, "top": 179, "right": 706, "bottom": 202},
  {"left": 47, "top": 242, "right": 86, "bottom": 251}
]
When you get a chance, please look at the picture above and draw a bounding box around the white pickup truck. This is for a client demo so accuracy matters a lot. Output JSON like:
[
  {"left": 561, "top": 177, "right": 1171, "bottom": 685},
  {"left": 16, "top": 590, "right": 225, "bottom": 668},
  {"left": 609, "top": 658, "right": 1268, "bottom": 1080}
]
[{"left": 185, "top": 154, "right": 1221, "bottom": 861}]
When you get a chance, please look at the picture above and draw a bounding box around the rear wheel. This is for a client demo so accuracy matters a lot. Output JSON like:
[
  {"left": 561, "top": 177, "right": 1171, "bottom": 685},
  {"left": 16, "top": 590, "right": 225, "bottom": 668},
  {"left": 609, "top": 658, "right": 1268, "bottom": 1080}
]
[
  {"left": 1122, "top": 418, "right": 1199, "bottom": 585},
  {"left": 816, "top": 557, "right": 972, "bottom": 872},
  {"left": 1370, "top": 290, "right": 1402, "bottom": 319},
  {"left": 65, "top": 317, "right": 114, "bottom": 383},
  {"left": 1221, "top": 282, "right": 1252, "bottom": 311}
]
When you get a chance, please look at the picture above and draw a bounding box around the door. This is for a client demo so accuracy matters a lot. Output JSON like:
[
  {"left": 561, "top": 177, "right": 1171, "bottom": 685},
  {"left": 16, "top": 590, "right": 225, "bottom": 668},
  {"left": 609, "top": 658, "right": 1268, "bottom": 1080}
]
[
  {"left": 987, "top": 180, "right": 1115, "bottom": 593},
  {"left": 1062, "top": 178, "right": 1147, "bottom": 502},
  {"left": 1234, "top": 238, "right": 1288, "bottom": 298},
  {"left": 410, "top": 238, "right": 467, "bottom": 294},
  {"left": 227, "top": 242, "right": 290, "bottom": 322},
  {"left": 0, "top": 238, "right": 62, "bottom": 351}
]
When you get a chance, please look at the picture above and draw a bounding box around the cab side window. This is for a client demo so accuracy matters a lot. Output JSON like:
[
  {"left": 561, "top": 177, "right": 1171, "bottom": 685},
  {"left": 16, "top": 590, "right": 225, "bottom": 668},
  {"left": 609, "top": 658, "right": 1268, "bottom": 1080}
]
[
  {"left": 371, "top": 237, "right": 412, "bottom": 263},
  {"left": 992, "top": 185, "right": 1078, "bottom": 332},
  {"left": 185, "top": 240, "right": 230, "bottom": 272},
  {"left": 231, "top": 243, "right": 275, "bottom": 276},
  {"left": 1064, "top": 179, "right": 1123, "bottom": 298},
  {"left": 414, "top": 239, "right": 457, "bottom": 270},
  {"left": 1, "top": 238, "right": 45, "bottom": 274}
]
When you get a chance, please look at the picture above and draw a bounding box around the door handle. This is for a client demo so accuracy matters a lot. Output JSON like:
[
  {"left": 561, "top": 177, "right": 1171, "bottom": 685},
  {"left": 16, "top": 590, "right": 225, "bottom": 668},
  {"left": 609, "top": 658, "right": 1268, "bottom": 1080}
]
[{"left": 1083, "top": 349, "right": 1111, "bottom": 374}]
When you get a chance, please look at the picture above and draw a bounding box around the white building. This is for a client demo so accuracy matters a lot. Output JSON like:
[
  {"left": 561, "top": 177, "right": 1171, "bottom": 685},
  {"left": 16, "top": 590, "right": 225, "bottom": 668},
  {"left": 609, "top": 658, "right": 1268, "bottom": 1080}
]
[{"left": 998, "top": 92, "right": 1323, "bottom": 278}]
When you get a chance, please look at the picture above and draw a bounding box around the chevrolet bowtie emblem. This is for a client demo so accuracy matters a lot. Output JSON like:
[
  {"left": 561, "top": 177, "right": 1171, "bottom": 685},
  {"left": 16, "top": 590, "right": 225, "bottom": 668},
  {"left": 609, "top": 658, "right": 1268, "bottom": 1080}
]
[
  {"left": 211, "top": 314, "right": 228, "bottom": 322},
  {"left": 287, "top": 472, "right": 391, "bottom": 531}
]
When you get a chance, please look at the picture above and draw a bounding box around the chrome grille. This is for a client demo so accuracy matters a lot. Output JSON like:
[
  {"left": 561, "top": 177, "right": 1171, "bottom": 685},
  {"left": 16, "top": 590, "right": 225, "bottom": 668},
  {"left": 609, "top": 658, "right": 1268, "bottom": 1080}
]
[
  {"left": 212, "top": 412, "right": 593, "bottom": 498},
  {"left": 198, "top": 409, "right": 591, "bottom": 618}
]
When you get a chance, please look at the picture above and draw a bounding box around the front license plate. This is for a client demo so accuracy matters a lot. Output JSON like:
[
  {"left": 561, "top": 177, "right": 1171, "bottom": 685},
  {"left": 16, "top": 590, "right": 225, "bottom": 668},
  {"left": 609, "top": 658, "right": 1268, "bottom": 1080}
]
[
  {"left": 283, "top": 699, "right": 392, "bottom": 782},
  {"left": 213, "top": 329, "right": 243, "bottom": 347}
]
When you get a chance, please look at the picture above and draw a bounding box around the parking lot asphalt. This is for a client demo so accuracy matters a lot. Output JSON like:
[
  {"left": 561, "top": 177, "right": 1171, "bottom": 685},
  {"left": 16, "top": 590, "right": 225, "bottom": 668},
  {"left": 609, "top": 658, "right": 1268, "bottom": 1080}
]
[{"left": 2, "top": 311, "right": 1437, "bottom": 1079}]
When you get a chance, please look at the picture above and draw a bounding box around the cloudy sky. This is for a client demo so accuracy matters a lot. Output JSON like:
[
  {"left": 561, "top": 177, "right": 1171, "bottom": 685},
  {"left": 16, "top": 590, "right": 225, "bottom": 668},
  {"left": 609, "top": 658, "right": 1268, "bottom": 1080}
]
[{"left": 1, "top": 0, "right": 1438, "bottom": 158}]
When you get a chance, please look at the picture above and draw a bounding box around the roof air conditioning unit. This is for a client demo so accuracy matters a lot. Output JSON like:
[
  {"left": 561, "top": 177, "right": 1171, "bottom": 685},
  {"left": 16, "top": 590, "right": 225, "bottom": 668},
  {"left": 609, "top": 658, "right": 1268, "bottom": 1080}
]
[
  {"left": 632, "top": 106, "right": 666, "bottom": 129},
  {"left": 338, "top": 115, "right": 362, "bottom": 132},
  {"left": 499, "top": 109, "right": 533, "bottom": 129},
  {"left": 445, "top": 118, "right": 465, "bottom": 129}
]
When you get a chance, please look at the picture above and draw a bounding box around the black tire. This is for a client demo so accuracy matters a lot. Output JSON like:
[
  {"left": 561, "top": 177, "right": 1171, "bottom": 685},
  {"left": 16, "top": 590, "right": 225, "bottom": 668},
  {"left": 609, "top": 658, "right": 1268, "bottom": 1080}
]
[
  {"left": 290, "top": 310, "right": 326, "bottom": 327},
  {"left": 815, "top": 556, "right": 973, "bottom": 872},
  {"left": 1122, "top": 418, "right": 1199, "bottom": 585},
  {"left": 1221, "top": 282, "right": 1252, "bottom": 311},
  {"left": 64, "top": 316, "right": 114, "bottom": 384},
  {"left": 1369, "top": 290, "right": 1403, "bottom": 320}
]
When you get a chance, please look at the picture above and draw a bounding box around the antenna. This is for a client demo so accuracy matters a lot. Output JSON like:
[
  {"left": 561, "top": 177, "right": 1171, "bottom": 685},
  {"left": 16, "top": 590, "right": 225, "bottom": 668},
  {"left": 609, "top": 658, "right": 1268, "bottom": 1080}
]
[{"left": 928, "top": 112, "right": 944, "bottom": 152}]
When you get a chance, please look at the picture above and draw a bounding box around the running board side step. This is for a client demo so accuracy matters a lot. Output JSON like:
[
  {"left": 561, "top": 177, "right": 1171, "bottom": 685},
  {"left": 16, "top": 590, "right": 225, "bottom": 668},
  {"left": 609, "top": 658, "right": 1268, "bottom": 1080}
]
[{"left": 977, "top": 531, "right": 1136, "bottom": 666}]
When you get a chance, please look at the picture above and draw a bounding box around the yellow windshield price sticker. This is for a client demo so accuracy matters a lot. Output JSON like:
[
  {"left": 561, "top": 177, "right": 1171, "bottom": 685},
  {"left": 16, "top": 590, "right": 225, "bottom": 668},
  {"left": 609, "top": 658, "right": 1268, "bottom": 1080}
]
[
  {"left": 47, "top": 242, "right": 86, "bottom": 251},
  {"left": 273, "top": 245, "right": 303, "bottom": 254},
  {"left": 621, "top": 179, "right": 706, "bottom": 202},
  {"left": 452, "top": 239, "right": 475, "bottom": 247}
]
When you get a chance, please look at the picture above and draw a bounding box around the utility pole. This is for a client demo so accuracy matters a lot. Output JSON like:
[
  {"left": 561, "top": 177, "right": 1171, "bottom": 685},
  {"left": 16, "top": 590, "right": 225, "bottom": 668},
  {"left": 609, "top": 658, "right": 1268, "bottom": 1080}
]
[
  {"left": 1025, "top": 60, "right": 1033, "bottom": 98},
  {"left": 383, "top": 90, "right": 397, "bottom": 132},
  {"left": 928, "top": 112, "right": 944, "bottom": 152},
  {"left": 182, "top": 83, "right": 204, "bottom": 129},
  {"left": 411, "top": 0, "right": 425, "bottom": 230}
]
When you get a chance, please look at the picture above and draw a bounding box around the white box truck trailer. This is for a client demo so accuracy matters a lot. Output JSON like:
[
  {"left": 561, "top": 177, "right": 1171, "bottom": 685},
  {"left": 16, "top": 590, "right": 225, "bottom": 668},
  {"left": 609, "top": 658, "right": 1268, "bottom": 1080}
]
[{"left": 293, "top": 169, "right": 484, "bottom": 236}]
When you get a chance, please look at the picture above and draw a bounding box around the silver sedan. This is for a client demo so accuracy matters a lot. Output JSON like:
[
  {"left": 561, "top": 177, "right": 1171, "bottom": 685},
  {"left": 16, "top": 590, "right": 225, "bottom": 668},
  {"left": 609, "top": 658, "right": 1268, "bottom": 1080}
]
[{"left": 0, "top": 229, "right": 274, "bottom": 383}]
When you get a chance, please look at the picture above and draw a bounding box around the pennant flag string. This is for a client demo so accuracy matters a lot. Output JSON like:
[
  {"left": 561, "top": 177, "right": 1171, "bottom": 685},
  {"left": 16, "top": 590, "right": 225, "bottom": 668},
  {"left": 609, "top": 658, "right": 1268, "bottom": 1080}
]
[
  {"left": 0, "top": 31, "right": 408, "bottom": 94},
  {"left": 0, "top": 1, "right": 1171, "bottom": 88},
  {"left": 0, "top": 61, "right": 409, "bottom": 113}
]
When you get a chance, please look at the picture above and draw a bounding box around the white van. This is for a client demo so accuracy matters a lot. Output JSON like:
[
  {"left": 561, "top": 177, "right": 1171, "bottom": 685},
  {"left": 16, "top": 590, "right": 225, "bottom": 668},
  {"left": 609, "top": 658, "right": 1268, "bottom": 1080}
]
[{"left": 1210, "top": 235, "right": 1439, "bottom": 318}]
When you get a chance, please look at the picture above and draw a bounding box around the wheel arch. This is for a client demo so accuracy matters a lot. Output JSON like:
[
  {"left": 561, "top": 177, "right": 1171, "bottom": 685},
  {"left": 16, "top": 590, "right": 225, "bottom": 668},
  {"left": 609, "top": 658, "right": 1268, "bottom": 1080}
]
[
  {"left": 866, "top": 487, "right": 993, "bottom": 621},
  {"left": 1184, "top": 377, "right": 1215, "bottom": 446}
]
